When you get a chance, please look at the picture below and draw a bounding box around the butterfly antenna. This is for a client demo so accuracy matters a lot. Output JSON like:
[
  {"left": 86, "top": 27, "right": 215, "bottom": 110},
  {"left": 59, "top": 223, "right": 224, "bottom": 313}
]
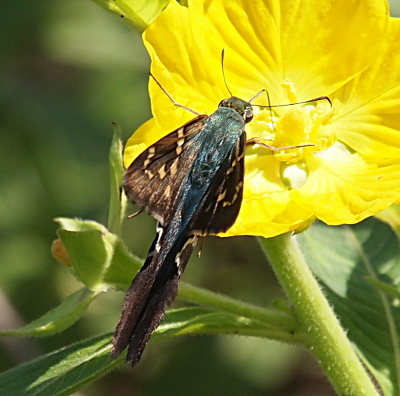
[
  {"left": 247, "top": 95, "right": 332, "bottom": 150},
  {"left": 261, "top": 96, "right": 332, "bottom": 109},
  {"left": 265, "top": 90, "right": 276, "bottom": 130},
  {"left": 248, "top": 88, "right": 276, "bottom": 130},
  {"left": 149, "top": 72, "right": 200, "bottom": 116},
  {"left": 221, "top": 50, "right": 233, "bottom": 97}
]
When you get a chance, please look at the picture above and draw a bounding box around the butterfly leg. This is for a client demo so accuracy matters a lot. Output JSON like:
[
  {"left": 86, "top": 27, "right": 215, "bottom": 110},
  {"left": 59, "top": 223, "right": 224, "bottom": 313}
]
[
  {"left": 150, "top": 73, "right": 200, "bottom": 116},
  {"left": 246, "top": 137, "right": 314, "bottom": 151}
]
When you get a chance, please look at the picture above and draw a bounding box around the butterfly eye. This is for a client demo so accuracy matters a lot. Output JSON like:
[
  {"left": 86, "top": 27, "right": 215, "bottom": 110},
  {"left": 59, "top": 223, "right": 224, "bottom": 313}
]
[{"left": 244, "top": 106, "right": 253, "bottom": 123}]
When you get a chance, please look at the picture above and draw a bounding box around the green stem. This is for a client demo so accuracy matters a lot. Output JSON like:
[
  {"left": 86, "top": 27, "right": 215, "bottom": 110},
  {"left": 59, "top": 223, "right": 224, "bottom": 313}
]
[
  {"left": 179, "top": 283, "right": 298, "bottom": 336},
  {"left": 259, "top": 233, "right": 379, "bottom": 396},
  {"left": 168, "top": 322, "right": 301, "bottom": 344}
]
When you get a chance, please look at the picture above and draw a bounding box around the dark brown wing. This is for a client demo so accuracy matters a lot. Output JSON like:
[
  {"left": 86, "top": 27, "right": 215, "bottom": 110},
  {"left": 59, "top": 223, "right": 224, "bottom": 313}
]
[
  {"left": 123, "top": 115, "right": 208, "bottom": 225},
  {"left": 189, "top": 131, "right": 246, "bottom": 235}
]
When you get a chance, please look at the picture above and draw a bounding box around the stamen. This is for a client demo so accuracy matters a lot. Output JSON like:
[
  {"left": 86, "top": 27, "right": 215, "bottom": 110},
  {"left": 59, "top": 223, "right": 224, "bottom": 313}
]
[{"left": 281, "top": 79, "right": 298, "bottom": 103}]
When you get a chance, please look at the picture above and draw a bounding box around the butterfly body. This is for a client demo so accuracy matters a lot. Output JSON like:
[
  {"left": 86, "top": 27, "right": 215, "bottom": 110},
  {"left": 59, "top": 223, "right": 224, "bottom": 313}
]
[{"left": 112, "top": 97, "right": 253, "bottom": 365}]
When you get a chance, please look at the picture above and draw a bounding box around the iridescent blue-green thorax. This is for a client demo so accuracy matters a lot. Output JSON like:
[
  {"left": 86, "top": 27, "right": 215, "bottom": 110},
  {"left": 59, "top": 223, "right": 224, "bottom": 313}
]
[{"left": 218, "top": 96, "right": 253, "bottom": 124}]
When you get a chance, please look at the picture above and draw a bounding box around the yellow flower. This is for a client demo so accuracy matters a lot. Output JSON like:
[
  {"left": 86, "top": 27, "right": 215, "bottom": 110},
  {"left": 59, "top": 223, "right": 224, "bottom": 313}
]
[{"left": 124, "top": 0, "right": 400, "bottom": 238}]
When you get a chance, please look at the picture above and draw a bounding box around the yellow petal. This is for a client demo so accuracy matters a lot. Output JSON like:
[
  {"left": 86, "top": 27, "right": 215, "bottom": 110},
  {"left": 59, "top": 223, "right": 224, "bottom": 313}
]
[
  {"left": 125, "top": 0, "right": 397, "bottom": 237},
  {"left": 144, "top": 0, "right": 389, "bottom": 123},
  {"left": 124, "top": 118, "right": 161, "bottom": 167},
  {"left": 291, "top": 154, "right": 400, "bottom": 224},
  {"left": 276, "top": 0, "right": 388, "bottom": 99},
  {"left": 222, "top": 153, "right": 314, "bottom": 237},
  {"left": 143, "top": 0, "right": 226, "bottom": 133},
  {"left": 328, "top": 17, "right": 400, "bottom": 158}
]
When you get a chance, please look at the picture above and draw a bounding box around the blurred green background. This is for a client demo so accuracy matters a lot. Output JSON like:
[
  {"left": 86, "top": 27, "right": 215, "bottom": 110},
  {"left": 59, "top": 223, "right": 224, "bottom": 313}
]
[{"left": 1, "top": 1, "right": 399, "bottom": 395}]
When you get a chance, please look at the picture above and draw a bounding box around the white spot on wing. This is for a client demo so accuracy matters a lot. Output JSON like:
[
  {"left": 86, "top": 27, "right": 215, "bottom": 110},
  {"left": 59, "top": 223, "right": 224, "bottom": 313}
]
[
  {"left": 145, "top": 169, "right": 154, "bottom": 178},
  {"left": 158, "top": 164, "right": 167, "bottom": 179},
  {"left": 177, "top": 127, "right": 185, "bottom": 138},
  {"left": 175, "top": 237, "right": 195, "bottom": 275},
  {"left": 144, "top": 147, "right": 156, "bottom": 167},
  {"left": 217, "top": 189, "right": 227, "bottom": 202},
  {"left": 155, "top": 224, "right": 164, "bottom": 252},
  {"left": 170, "top": 158, "right": 179, "bottom": 177}
]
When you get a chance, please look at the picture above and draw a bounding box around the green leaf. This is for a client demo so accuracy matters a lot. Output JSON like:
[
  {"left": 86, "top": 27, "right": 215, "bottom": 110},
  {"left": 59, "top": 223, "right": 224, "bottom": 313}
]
[
  {"left": 365, "top": 277, "right": 400, "bottom": 300},
  {"left": 376, "top": 204, "right": 400, "bottom": 238},
  {"left": 0, "top": 334, "right": 120, "bottom": 396},
  {"left": 296, "top": 218, "right": 400, "bottom": 396},
  {"left": 90, "top": 0, "right": 170, "bottom": 32},
  {"left": 0, "top": 307, "right": 286, "bottom": 396},
  {"left": 55, "top": 218, "right": 142, "bottom": 291},
  {"left": 0, "top": 288, "right": 98, "bottom": 337},
  {"left": 178, "top": 283, "right": 298, "bottom": 338},
  {"left": 107, "top": 123, "right": 126, "bottom": 236},
  {"left": 154, "top": 307, "right": 283, "bottom": 340}
]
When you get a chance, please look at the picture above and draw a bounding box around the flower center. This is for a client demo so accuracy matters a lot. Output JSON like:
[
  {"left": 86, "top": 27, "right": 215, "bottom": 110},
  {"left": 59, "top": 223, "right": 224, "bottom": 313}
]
[{"left": 251, "top": 80, "right": 338, "bottom": 189}]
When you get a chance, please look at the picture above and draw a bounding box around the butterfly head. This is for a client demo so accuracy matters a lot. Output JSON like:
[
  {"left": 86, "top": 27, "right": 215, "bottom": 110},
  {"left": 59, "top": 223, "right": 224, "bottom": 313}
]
[{"left": 219, "top": 97, "right": 253, "bottom": 124}]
